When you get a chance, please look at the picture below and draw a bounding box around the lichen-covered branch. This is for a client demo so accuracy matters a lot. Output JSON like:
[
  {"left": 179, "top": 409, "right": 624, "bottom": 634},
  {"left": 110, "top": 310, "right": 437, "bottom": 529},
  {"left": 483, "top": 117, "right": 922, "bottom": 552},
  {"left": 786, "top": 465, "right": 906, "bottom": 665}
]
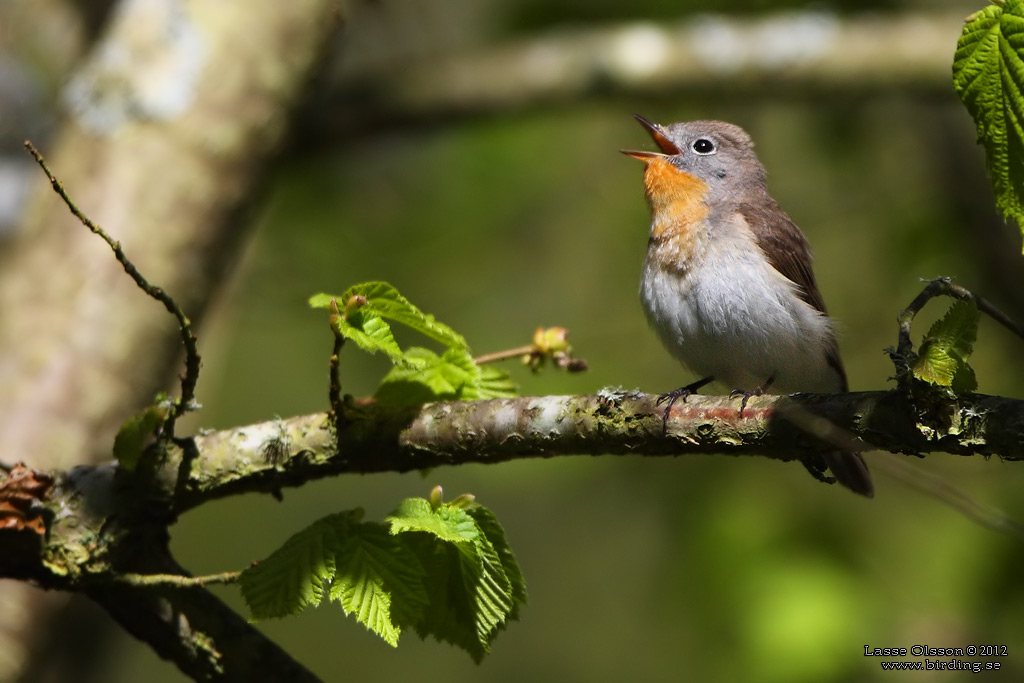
[{"left": 126, "top": 389, "right": 1024, "bottom": 515}]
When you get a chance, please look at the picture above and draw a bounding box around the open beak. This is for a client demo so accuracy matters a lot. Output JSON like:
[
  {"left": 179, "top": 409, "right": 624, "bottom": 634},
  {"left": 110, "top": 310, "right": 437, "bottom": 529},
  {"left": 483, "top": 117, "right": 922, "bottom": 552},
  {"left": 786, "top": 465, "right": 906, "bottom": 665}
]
[{"left": 621, "top": 114, "right": 680, "bottom": 160}]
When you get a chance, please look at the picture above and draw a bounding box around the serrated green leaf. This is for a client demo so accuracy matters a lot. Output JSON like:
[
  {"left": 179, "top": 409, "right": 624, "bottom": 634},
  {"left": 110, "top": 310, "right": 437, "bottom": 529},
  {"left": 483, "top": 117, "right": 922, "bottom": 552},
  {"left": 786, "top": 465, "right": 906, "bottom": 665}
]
[
  {"left": 911, "top": 339, "right": 959, "bottom": 386},
  {"left": 112, "top": 404, "right": 168, "bottom": 471},
  {"left": 927, "top": 299, "right": 979, "bottom": 360},
  {"left": 342, "top": 282, "right": 468, "bottom": 350},
  {"left": 466, "top": 505, "right": 527, "bottom": 611},
  {"left": 399, "top": 521, "right": 515, "bottom": 662},
  {"left": 911, "top": 300, "right": 980, "bottom": 390},
  {"left": 458, "top": 525, "right": 516, "bottom": 650},
  {"left": 334, "top": 308, "right": 404, "bottom": 360},
  {"left": 385, "top": 498, "right": 522, "bottom": 661},
  {"left": 406, "top": 538, "right": 489, "bottom": 661},
  {"left": 329, "top": 522, "right": 429, "bottom": 647},
  {"left": 387, "top": 497, "right": 479, "bottom": 544},
  {"left": 953, "top": 0, "right": 1024, "bottom": 239},
  {"left": 375, "top": 347, "right": 498, "bottom": 405},
  {"left": 476, "top": 365, "right": 519, "bottom": 399},
  {"left": 375, "top": 347, "right": 471, "bottom": 404},
  {"left": 241, "top": 514, "right": 355, "bottom": 620}
]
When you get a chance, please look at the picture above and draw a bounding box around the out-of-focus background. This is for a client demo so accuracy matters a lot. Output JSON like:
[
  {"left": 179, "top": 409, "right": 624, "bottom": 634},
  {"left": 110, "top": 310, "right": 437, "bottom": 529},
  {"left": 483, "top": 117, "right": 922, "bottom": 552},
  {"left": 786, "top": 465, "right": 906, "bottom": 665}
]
[{"left": 3, "top": 1, "right": 1024, "bottom": 681}]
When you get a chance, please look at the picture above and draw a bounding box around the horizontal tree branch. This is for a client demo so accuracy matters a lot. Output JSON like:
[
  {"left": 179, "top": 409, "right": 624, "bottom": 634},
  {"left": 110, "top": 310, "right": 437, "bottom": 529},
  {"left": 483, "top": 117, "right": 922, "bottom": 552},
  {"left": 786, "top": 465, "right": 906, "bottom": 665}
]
[
  {"left": 126, "top": 388, "right": 1023, "bottom": 516},
  {"left": 11, "top": 386, "right": 1021, "bottom": 588}
]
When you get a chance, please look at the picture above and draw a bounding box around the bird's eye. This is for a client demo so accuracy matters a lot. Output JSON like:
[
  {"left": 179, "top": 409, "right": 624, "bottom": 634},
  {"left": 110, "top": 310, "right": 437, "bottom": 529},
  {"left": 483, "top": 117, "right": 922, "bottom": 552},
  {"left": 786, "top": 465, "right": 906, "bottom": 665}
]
[{"left": 692, "top": 138, "right": 716, "bottom": 155}]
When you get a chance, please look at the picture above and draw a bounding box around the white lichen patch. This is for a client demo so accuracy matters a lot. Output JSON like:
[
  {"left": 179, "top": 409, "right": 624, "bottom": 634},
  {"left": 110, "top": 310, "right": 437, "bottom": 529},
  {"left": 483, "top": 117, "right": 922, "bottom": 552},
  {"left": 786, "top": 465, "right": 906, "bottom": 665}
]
[
  {"left": 529, "top": 397, "right": 571, "bottom": 437},
  {"left": 64, "top": 0, "right": 205, "bottom": 133}
]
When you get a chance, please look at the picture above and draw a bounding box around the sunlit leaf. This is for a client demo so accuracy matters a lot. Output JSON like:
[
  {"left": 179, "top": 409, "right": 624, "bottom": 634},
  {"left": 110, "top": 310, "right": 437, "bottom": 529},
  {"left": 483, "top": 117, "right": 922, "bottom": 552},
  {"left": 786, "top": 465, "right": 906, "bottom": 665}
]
[{"left": 953, "top": 0, "right": 1024, "bottom": 240}]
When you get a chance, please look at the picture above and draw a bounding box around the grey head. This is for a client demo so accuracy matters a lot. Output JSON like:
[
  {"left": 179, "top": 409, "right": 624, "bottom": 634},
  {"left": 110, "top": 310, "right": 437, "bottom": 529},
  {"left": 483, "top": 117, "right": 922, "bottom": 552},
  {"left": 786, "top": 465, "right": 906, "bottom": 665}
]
[{"left": 626, "top": 116, "right": 768, "bottom": 192}]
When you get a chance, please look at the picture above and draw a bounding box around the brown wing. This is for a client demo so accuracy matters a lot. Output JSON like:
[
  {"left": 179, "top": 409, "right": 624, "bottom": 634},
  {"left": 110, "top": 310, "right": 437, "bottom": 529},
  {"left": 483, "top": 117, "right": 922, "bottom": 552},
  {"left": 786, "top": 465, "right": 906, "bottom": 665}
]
[
  {"left": 737, "top": 199, "right": 826, "bottom": 314},
  {"left": 737, "top": 199, "right": 848, "bottom": 390}
]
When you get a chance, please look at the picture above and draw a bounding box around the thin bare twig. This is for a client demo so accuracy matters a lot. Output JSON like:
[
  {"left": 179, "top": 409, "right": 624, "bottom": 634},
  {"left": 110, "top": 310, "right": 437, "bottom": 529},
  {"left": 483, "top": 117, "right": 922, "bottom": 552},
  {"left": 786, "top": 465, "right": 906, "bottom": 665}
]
[
  {"left": 327, "top": 298, "right": 345, "bottom": 419},
  {"left": 894, "top": 277, "right": 1024, "bottom": 375},
  {"left": 474, "top": 327, "right": 588, "bottom": 372},
  {"left": 473, "top": 345, "right": 536, "bottom": 365},
  {"left": 23, "top": 141, "right": 202, "bottom": 437},
  {"left": 110, "top": 571, "right": 242, "bottom": 589}
]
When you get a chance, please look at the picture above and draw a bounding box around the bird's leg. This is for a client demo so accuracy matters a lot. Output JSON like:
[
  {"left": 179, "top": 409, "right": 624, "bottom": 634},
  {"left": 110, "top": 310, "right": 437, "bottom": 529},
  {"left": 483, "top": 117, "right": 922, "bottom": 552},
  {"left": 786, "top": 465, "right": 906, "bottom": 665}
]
[
  {"left": 656, "top": 376, "right": 714, "bottom": 431},
  {"left": 729, "top": 374, "right": 776, "bottom": 417}
]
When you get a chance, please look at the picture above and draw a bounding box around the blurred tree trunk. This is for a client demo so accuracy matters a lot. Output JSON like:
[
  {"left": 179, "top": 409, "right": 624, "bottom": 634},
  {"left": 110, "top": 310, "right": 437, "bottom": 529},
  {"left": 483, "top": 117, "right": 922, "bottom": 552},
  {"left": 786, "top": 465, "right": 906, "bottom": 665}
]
[{"left": 0, "top": 0, "right": 343, "bottom": 679}]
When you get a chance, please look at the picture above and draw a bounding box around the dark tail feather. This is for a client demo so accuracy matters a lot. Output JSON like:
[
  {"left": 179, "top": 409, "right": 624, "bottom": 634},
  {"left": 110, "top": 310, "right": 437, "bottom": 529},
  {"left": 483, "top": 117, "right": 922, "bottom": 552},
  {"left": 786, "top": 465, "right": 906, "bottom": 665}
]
[{"left": 824, "top": 451, "right": 874, "bottom": 498}]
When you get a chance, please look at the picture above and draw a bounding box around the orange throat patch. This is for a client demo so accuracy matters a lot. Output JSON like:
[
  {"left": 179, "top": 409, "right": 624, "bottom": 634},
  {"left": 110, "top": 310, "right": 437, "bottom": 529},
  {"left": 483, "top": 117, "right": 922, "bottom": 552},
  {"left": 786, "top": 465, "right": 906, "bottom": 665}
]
[
  {"left": 643, "top": 158, "right": 710, "bottom": 237},
  {"left": 642, "top": 158, "right": 710, "bottom": 268}
]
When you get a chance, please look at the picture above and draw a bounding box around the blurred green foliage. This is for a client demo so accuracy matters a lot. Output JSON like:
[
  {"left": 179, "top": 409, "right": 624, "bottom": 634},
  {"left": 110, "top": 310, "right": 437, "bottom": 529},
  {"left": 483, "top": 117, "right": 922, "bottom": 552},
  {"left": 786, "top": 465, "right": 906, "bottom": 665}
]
[{"left": 83, "top": 2, "right": 1024, "bottom": 682}]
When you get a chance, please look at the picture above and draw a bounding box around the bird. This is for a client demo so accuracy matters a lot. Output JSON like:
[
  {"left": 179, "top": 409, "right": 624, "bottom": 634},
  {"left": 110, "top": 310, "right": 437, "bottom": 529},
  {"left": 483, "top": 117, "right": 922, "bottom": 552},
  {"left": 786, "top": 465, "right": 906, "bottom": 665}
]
[{"left": 622, "top": 115, "right": 873, "bottom": 498}]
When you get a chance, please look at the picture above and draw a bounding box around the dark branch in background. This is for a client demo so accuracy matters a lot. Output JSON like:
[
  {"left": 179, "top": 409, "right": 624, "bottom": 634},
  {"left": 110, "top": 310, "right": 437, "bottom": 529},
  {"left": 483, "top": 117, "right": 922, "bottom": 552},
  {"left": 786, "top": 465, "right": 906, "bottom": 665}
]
[
  {"left": 307, "top": 11, "right": 963, "bottom": 140},
  {"left": 23, "top": 142, "right": 202, "bottom": 437}
]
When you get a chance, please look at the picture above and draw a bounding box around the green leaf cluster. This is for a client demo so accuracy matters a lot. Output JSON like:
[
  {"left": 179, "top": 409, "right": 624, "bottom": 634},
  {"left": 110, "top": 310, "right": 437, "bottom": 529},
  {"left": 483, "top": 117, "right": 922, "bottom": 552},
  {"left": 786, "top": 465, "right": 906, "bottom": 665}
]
[
  {"left": 310, "top": 281, "right": 517, "bottom": 404},
  {"left": 911, "top": 300, "right": 980, "bottom": 393},
  {"left": 240, "top": 495, "right": 526, "bottom": 661},
  {"left": 953, "top": 0, "right": 1024, "bottom": 242}
]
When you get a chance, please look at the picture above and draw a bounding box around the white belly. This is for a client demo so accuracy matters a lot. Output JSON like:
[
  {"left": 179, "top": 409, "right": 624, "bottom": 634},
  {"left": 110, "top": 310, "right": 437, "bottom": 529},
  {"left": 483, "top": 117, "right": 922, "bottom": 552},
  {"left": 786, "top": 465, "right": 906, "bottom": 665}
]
[{"left": 640, "top": 242, "right": 840, "bottom": 394}]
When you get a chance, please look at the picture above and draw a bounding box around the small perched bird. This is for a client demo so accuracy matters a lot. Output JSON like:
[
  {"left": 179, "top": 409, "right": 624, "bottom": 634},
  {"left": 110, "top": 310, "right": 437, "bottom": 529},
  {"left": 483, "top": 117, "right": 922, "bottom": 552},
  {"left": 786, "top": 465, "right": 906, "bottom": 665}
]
[{"left": 623, "top": 116, "right": 873, "bottom": 497}]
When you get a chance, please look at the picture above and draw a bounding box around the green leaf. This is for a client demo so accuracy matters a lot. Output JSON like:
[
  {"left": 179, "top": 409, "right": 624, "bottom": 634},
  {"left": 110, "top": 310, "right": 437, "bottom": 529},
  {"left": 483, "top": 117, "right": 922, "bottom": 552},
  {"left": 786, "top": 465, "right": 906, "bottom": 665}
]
[
  {"left": 953, "top": 0, "right": 1024, "bottom": 239},
  {"left": 476, "top": 365, "right": 519, "bottom": 399},
  {"left": 240, "top": 496, "right": 524, "bottom": 662},
  {"left": 329, "top": 522, "right": 429, "bottom": 647},
  {"left": 375, "top": 347, "right": 514, "bottom": 405},
  {"left": 310, "top": 281, "right": 470, "bottom": 360},
  {"left": 240, "top": 513, "right": 358, "bottom": 619},
  {"left": 112, "top": 403, "right": 169, "bottom": 471},
  {"left": 374, "top": 347, "right": 472, "bottom": 404},
  {"left": 910, "top": 300, "right": 980, "bottom": 391},
  {"left": 336, "top": 307, "right": 404, "bottom": 361},
  {"left": 386, "top": 497, "right": 479, "bottom": 544},
  {"left": 457, "top": 522, "right": 516, "bottom": 652},
  {"left": 387, "top": 497, "right": 523, "bottom": 662},
  {"left": 913, "top": 339, "right": 959, "bottom": 386},
  {"left": 466, "top": 505, "right": 528, "bottom": 612},
  {"left": 929, "top": 299, "right": 979, "bottom": 359},
  {"left": 316, "top": 282, "right": 468, "bottom": 350}
]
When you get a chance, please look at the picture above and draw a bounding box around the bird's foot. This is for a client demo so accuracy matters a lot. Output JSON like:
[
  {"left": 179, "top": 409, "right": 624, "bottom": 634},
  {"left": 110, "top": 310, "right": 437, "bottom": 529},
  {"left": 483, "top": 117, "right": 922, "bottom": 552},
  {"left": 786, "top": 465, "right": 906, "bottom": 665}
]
[
  {"left": 729, "top": 374, "right": 776, "bottom": 417},
  {"left": 656, "top": 376, "right": 714, "bottom": 432}
]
